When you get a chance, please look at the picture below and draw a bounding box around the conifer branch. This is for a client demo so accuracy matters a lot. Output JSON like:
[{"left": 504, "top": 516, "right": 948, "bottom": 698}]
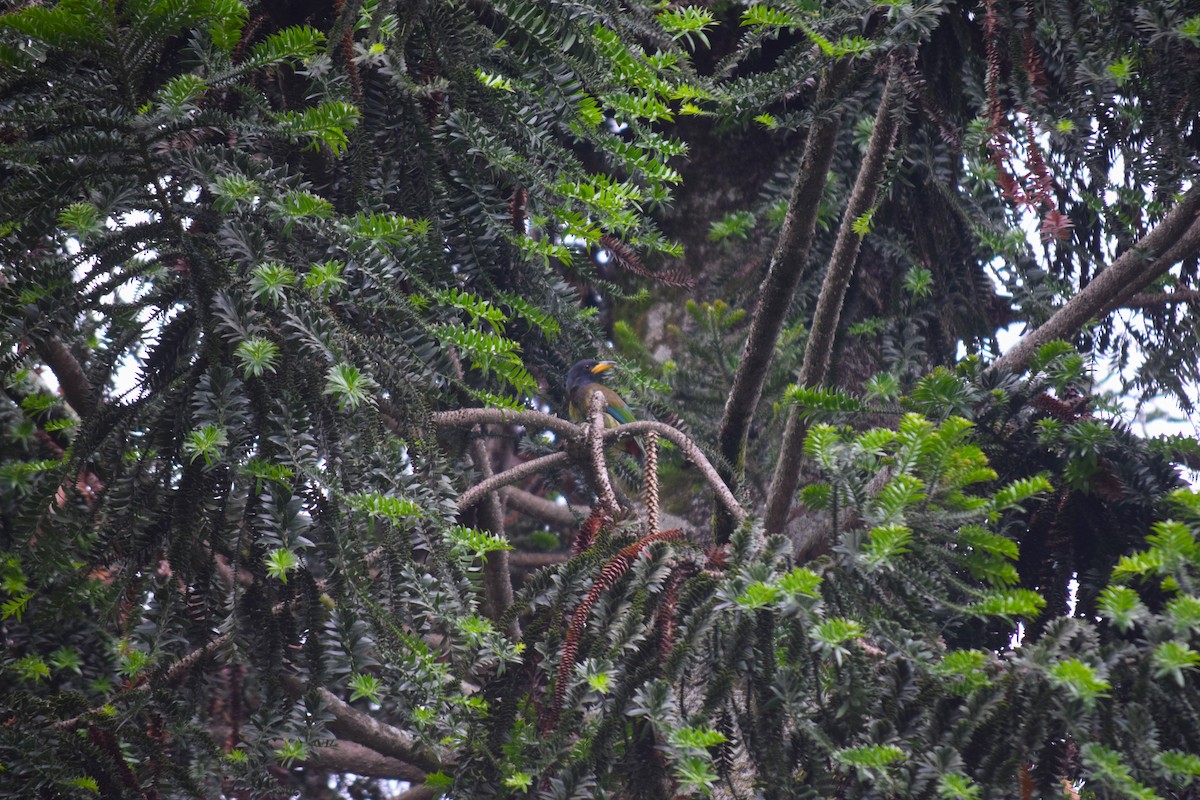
[
  {"left": 993, "top": 188, "right": 1200, "bottom": 373},
  {"left": 545, "top": 529, "right": 685, "bottom": 731},
  {"left": 644, "top": 430, "right": 660, "bottom": 534},
  {"left": 764, "top": 73, "right": 901, "bottom": 534},
  {"left": 715, "top": 61, "right": 850, "bottom": 537}
]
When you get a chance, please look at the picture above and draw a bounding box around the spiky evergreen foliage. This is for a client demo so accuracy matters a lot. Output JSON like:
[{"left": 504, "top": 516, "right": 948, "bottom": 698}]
[
  {"left": 0, "top": 0, "right": 694, "bottom": 795},
  {"left": 2, "top": 1, "right": 1200, "bottom": 799}
]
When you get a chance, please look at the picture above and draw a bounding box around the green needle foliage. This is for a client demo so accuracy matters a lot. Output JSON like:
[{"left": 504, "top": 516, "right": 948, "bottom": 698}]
[{"left": 2, "top": 1, "right": 1200, "bottom": 799}]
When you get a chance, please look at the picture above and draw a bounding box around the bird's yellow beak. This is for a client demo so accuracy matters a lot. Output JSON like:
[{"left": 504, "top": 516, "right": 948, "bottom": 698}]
[{"left": 590, "top": 361, "right": 616, "bottom": 374}]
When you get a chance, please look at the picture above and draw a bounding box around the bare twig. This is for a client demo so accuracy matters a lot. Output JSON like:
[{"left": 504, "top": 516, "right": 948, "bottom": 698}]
[
  {"left": 602, "top": 421, "right": 745, "bottom": 525},
  {"left": 589, "top": 389, "right": 620, "bottom": 516},
  {"left": 439, "top": 408, "right": 744, "bottom": 524},
  {"left": 715, "top": 61, "right": 851, "bottom": 535},
  {"left": 765, "top": 74, "right": 901, "bottom": 534},
  {"left": 993, "top": 189, "right": 1200, "bottom": 374}
]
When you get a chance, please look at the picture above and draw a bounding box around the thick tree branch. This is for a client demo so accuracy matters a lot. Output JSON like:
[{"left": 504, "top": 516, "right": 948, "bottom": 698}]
[
  {"left": 431, "top": 407, "right": 579, "bottom": 440},
  {"left": 280, "top": 675, "right": 445, "bottom": 774},
  {"left": 36, "top": 335, "right": 97, "bottom": 418},
  {"left": 992, "top": 188, "right": 1200, "bottom": 374},
  {"left": 715, "top": 61, "right": 850, "bottom": 521},
  {"left": 764, "top": 75, "right": 901, "bottom": 534},
  {"left": 301, "top": 740, "right": 428, "bottom": 782}
]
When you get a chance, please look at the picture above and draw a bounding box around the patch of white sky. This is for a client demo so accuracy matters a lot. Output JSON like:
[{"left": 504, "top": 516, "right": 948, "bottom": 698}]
[{"left": 43, "top": 184, "right": 205, "bottom": 404}]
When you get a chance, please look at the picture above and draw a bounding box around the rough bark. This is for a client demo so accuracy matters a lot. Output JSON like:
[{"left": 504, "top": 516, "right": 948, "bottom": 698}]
[
  {"left": 36, "top": 335, "right": 96, "bottom": 418},
  {"left": 714, "top": 61, "right": 850, "bottom": 534},
  {"left": 992, "top": 188, "right": 1200, "bottom": 374},
  {"left": 764, "top": 75, "right": 900, "bottom": 534},
  {"left": 279, "top": 675, "right": 445, "bottom": 774}
]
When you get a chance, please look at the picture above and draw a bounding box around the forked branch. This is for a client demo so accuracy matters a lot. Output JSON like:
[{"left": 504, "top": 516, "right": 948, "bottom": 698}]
[{"left": 433, "top": 409, "right": 745, "bottom": 524}]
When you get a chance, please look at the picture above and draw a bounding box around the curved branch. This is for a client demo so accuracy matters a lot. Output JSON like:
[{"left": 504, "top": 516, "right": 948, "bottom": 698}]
[
  {"left": 764, "top": 74, "right": 901, "bottom": 534},
  {"left": 301, "top": 740, "right": 428, "bottom": 782},
  {"left": 280, "top": 675, "right": 445, "bottom": 774},
  {"left": 992, "top": 188, "right": 1200, "bottom": 374},
  {"left": 601, "top": 421, "right": 745, "bottom": 524},
  {"left": 441, "top": 408, "right": 744, "bottom": 524}
]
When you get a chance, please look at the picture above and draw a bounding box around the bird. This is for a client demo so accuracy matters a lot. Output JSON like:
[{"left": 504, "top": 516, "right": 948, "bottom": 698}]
[
  {"left": 565, "top": 359, "right": 643, "bottom": 498},
  {"left": 565, "top": 360, "right": 635, "bottom": 427}
]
